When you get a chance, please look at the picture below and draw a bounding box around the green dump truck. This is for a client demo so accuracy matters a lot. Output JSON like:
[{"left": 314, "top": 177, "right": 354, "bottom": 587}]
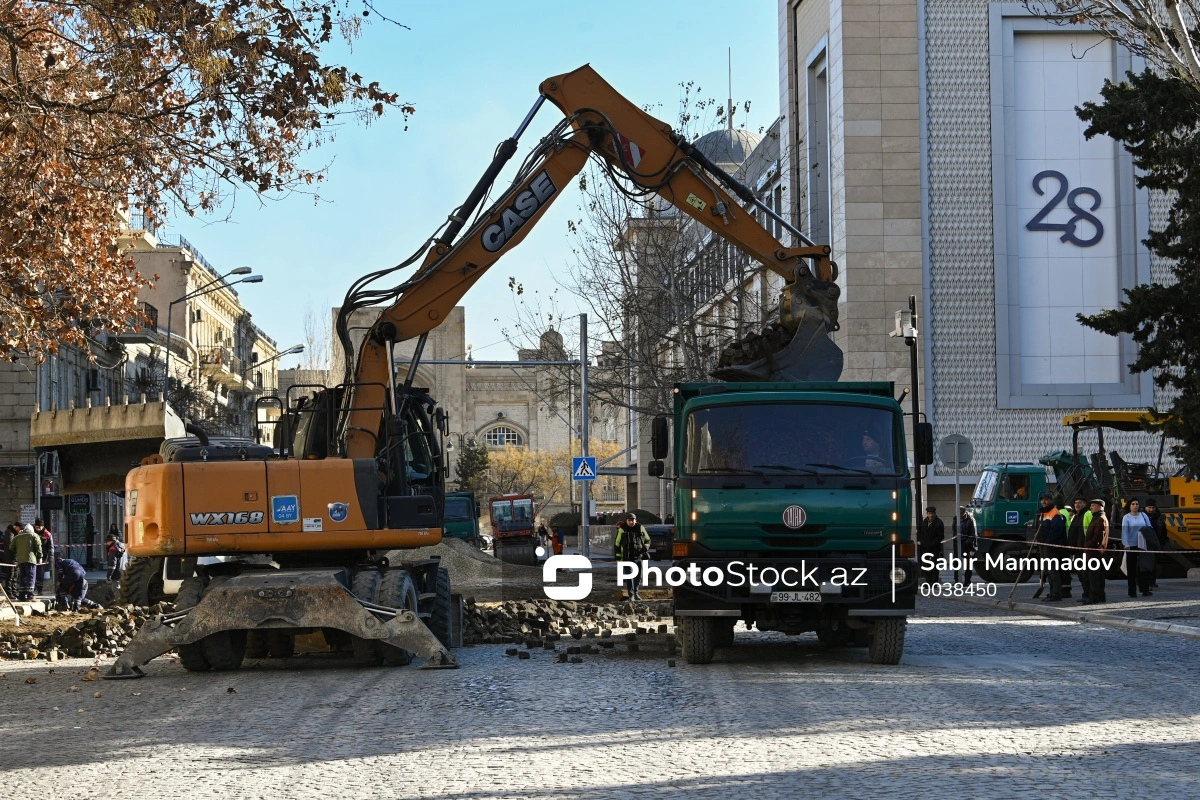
[
  {"left": 443, "top": 491, "right": 483, "bottom": 549},
  {"left": 650, "top": 381, "right": 928, "bottom": 665}
]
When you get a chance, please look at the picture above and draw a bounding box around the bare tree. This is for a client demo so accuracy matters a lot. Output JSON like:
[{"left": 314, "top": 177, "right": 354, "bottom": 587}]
[
  {"left": 302, "top": 302, "right": 332, "bottom": 371},
  {"left": 1026, "top": 2, "right": 1200, "bottom": 86}
]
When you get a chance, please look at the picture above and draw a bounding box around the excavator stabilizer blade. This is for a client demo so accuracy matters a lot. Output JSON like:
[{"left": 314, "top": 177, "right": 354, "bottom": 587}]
[{"left": 105, "top": 571, "right": 457, "bottom": 678}]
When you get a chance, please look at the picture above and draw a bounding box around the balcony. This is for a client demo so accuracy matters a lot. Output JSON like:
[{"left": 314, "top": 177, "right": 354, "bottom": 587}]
[
  {"left": 199, "top": 346, "right": 252, "bottom": 391},
  {"left": 113, "top": 302, "right": 161, "bottom": 345}
]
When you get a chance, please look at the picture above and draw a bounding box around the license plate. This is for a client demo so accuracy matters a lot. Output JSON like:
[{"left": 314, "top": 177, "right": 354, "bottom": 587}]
[{"left": 769, "top": 591, "right": 821, "bottom": 603}]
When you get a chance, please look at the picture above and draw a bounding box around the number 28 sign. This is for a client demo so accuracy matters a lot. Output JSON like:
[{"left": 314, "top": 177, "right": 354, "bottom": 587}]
[{"left": 1025, "top": 169, "right": 1104, "bottom": 248}]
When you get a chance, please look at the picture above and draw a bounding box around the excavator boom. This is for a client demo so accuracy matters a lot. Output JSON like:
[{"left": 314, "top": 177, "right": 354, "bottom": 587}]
[{"left": 343, "top": 65, "right": 843, "bottom": 458}]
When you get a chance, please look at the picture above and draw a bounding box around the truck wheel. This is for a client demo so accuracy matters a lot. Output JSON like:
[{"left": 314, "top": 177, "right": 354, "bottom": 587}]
[
  {"left": 350, "top": 569, "right": 383, "bottom": 666},
  {"left": 428, "top": 567, "right": 454, "bottom": 647},
  {"left": 119, "top": 557, "right": 168, "bottom": 607},
  {"left": 990, "top": 543, "right": 1034, "bottom": 584},
  {"left": 680, "top": 617, "right": 715, "bottom": 664},
  {"left": 868, "top": 617, "right": 906, "bottom": 665},
  {"left": 377, "top": 569, "right": 419, "bottom": 666},
  {"left": 174, "top": 577, "right": 210, "bottom": 671},
  {"left": 713, "top": 618, "right": 735, "bottom": 648}
]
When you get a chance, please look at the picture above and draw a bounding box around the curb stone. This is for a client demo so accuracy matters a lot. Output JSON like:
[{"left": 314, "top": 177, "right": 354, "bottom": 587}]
[{"left": 951, "top": 594, "right": 1200, "bottom": 640}]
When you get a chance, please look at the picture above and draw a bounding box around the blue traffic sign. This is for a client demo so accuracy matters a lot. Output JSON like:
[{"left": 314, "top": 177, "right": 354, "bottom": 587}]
[{"left": 572, "top": 456, "right": 597, "bottom": 481}]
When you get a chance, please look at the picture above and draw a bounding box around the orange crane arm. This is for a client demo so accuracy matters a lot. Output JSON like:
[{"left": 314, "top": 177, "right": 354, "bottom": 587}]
[{"left": 343, "top": 65, "right": 836, "bottom": 459}]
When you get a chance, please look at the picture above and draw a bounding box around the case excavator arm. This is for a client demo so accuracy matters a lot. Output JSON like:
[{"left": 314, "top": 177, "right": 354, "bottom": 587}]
[{"left": 340, "top": 65, "right": 842, "bottom": 460}]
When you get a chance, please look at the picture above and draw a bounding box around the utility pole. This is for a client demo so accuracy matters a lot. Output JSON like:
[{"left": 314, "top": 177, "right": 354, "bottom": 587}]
[{"left": 580, "top": 314, "right": 590, "bottom": 559}]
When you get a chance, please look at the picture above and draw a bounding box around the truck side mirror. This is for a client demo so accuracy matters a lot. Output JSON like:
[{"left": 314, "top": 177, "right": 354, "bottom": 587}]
[
  {"left": 434, "top": 407, "right": 449, "bottom": 435},
  {"left": 651, "top": 416, "right": 669, "bottom": 460},
  {"left": 915, "top": 421, "right": 934, "bottom": 466},
  {"left": 648, "top": 460, "right": 665, "bottom": 478}
]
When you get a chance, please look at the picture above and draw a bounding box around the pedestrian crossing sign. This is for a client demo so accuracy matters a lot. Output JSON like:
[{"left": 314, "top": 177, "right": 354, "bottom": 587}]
[{"left": 572, "top": 456, "right": 597, "bottom": 481}]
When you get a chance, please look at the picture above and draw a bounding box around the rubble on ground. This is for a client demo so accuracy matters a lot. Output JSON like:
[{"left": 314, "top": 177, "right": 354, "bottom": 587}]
[
  {"left": 462, "top": 598, "right": 672, "bottom": 644},
  {"left": 0, "top": 604, "right": 169, "bottom": 661}
]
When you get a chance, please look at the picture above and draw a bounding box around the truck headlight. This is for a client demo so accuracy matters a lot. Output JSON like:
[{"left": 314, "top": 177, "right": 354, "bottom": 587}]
[{"left": 890, "top": 567, "right": 906, "bottom": 585}]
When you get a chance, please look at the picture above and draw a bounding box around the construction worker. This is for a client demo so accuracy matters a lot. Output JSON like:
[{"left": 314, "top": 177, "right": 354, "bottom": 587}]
[
  {"left": 56, "top": 557, "right": 100, "bottom": 611},
  {"left": 7, "top": 524, "right": 42, "bottom": 601},
  {"left": 1034, "top": 493, "right": 1067, "bottom": 602},
  {"left": 614, "top": 513, "right": 650, "bottom": 600},
  {"left": 1066, "top": 497, "right": 1091, "bottom": 601}
]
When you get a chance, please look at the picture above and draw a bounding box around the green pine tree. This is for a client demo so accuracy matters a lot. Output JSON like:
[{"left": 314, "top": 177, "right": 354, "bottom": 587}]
[
  {"left": 1077, "top": 70, "right": 1200, "bottom": 474},
  {"left": 454, "top": 437, "right": 490, "bottom": 495}
]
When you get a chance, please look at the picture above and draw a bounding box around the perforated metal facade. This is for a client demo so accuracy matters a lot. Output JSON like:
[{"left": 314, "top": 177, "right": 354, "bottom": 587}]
[{"left": 923, "top": 0, "right": 1173, "bottom": 479}]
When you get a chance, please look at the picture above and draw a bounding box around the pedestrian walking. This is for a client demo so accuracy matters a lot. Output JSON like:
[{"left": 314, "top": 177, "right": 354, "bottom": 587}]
[
  {"left": 55, "top": 558, "right": 99, "bottom": 611},
  {"left": 7, "top": 523, "right": 43, "bottom": 601},
  {"left": 1121, "top": 498, "right": 1153, "bottom": 598},
  {"left": 1144, "top": 499, "right": 1165, "bottom": 589},
  {"left": 1082, "top": 499, "right": 1109, "bottom": 605},
  {"left": 33, "top": 518, "right": 54, "bottom": 595},
  {"left": 958, "top": 507, "right": 977, "bottom": 585},
  {"left": 614, "top": 513, "right": 650, "bottom": 600},
  {"left": 918, "top": 506, "right": 944, "bottom": 584},
  {"left": 1034, "top": 493, "right": 1067, "bottom": 602},
  {"left": 105, "top": 532, "right": 126, "bottom": 587},
  {"left": 1066, "top": 497, "right": 1091, "bottom": 601}
]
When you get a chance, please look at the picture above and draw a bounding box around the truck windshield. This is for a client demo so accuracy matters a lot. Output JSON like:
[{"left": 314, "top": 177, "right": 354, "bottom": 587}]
[
  {"left": 683, "top": 403, "right": 901, "bottom": 477},
  {"left": 513, "top": 498, "right": 533, "bottom": 521},
  {"left": 972, "top": 470, "right": 998, "bottom": 506},
  {"left": 445, "top": 497, "right": 472, "bottom": 522}
]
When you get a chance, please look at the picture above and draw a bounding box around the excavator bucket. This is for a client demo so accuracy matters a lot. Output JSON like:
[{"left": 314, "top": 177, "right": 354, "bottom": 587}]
[
  {"left": 106, "top": 571, "right": 457, "bottom": 678},
  {"left": 713, "top": 263, "right": 844, "bottom": 382},
  {"left": 31, "top": 400, "right": 185, "bottom": 493}
]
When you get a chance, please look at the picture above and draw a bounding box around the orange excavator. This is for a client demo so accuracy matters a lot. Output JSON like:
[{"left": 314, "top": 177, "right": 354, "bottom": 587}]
[{"left": 107, "top": 65, "right": 843, "bottom": 677}]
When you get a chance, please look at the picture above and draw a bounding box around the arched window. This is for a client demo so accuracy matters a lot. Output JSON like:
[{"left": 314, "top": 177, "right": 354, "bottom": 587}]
[{"left": 482, "top": 425, "right": 524, "bottom": 448}]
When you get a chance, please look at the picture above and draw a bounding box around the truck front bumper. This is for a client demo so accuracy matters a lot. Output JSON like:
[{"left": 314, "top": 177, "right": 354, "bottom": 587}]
[{"left": 670, "top": 556, "right": 917, "bottom": 615}]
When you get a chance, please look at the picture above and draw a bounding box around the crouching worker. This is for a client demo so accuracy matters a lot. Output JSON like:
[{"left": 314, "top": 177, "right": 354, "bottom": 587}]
[{"left": 56, "top": 558, "right": 100, "bottom": 611}]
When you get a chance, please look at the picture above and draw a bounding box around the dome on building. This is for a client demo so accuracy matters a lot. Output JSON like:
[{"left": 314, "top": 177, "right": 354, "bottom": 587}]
[{"left": 691, "top": 127, "right": 762, "bottom": 170}]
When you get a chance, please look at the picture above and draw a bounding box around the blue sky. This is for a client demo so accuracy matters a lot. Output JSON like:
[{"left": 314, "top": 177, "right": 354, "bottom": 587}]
[{"left": 163, "top": 1, "right": 780, "bottom": 366}]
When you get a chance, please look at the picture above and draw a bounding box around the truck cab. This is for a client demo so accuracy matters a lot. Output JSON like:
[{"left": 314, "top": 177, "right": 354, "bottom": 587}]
[
  {"left": 658, "top": 382, "right": 923, "bottom": 665},
  {"left": 968, "top": 463, "right": 1050, "bottom": 583},
  {"left": 443, "top": 491, "right": 482, "bottom": 549}
]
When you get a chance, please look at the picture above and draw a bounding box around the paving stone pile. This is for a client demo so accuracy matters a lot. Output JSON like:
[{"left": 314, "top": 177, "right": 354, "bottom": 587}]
[
  {"left": 0, "top": 604, "right": 167, "bottom": 661},
  {"left": 462, "top": 598, "right": 673, "bottom": 644}
]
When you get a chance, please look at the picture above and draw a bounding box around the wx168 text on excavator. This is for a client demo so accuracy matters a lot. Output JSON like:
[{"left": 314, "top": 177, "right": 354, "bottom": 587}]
[{"left": 104, "top": 65, "right": 844, "bottom": 677}]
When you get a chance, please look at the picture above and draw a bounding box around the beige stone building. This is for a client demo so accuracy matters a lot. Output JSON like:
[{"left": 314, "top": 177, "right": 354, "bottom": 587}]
[
  {"left": 287, "top": 307, "right": 627, "bottom": 521},
  {"left": 0, "top": 214, "right": 285, "bottom": 565}
]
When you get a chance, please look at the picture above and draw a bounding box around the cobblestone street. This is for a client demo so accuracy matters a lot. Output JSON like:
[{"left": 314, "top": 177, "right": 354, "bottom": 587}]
[{"left": 2, "top": 597, "right": 1198, "bottom": 798}]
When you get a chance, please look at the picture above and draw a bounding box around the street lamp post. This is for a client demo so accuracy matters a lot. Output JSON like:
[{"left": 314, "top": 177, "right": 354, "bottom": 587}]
[{"left": 161, "top": 268, "right": 262, "bottom": 397}]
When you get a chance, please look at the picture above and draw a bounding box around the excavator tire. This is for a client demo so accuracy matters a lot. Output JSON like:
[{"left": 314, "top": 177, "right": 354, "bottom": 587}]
[
  {"left": 174, "top": 577, "right": 210, "bottom": 672},
  {"left": 349, "top": 569, "right": 383, "bottom": 666},
  {"left": 377, "top": 569, "right": 419, "bottom": 666},
  {"left": 119, "top": 557, "right": 169, "bottom": 607},
  {"left": 202, "top": 630, "right": 248, "bottom": 671},
  {"left": 428, "top": 567, "right": 454, "bottom": 647}
]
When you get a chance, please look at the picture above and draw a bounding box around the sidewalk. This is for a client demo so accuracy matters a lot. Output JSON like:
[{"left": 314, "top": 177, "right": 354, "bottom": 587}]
[{"left": 950, "top": 574, "right": 1200, "bottom": 640}]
